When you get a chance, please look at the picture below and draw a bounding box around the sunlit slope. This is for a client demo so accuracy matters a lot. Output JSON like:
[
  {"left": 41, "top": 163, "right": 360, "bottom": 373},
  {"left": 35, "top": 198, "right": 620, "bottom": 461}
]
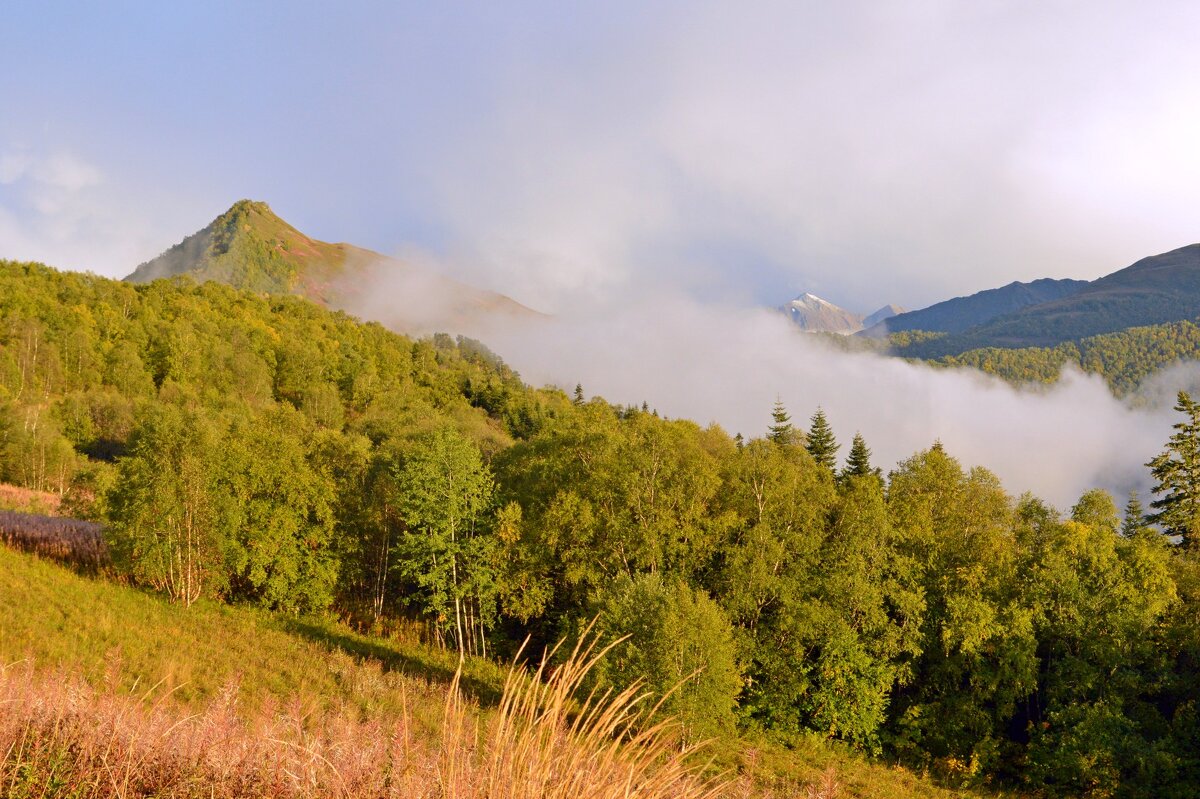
[
  {"left": 126, "top": 199, "right": 540, "bottom": 327},
  {"left": 0, "top": 545, "right": 994, "bottom": 799},
  {"left": 899, "top": 244, "right": 1200, "bottom": 357},
  {"left": 0, "top": 543, "right": 505, "bottom": 713}
]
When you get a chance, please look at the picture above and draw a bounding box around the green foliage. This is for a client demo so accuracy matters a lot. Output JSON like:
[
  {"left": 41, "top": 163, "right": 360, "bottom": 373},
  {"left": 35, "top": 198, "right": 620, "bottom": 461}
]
[
  {"left": 596, "top": 574, "right": 742, "bottom": 743},
  {"left": 1149, "top": 391, "right": 1200, "bottom": 548},
  {"left": 767, "top": 399, "right": 795, "bottom": 445},
  {"left": 221, "top": 406, "right": 338, "bottom": 613},
  {"left": 393, "top": 426, "right": 496, "bottom": 654},
  {"left": 9, "top": 257, "right": 1200, "bottom": 794},
  {"left": 1122, "top": 491, "right": 1152, "bottom": 539},
  {"left": 903, "top": 319, "right": 1200, "bottom": 397},
  {"left": 806, "top": 407, "right": 839, "bottom": 470},
  {"left": 841, "top": 432, "right": 881, "bottom": 484},
  {"left": 106, "top": 405, "right": 225, "bottom": 606}
]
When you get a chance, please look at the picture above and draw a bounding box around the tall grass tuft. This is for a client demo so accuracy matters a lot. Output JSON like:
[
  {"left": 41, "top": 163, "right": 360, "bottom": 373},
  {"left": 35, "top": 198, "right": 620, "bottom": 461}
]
[
  {"left": 0, "top": 626, "right": 729, "bottom": 798},
  {"left": 481, "top": 625, "right": 725, "bottom": 799}
]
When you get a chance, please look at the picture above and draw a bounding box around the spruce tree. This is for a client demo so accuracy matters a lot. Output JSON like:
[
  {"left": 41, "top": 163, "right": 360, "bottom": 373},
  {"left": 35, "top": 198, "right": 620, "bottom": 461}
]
[
  {"left": 768, "top": 399, "right": 794, "bottom": 445},
  {"left": 573, "top": 383, "right": 585, "bottom": 405},
  {"left": 1147, "top": 390, "right": 1200, "bottom": 548},
  {"left": 806, "top": 407, "right": 839, "bottom": 470},
  {"left": 840, "top": 432, "right": 880, "bottom": 483},
  {"left": 1121, "top": 490, "right": 1150, "bottom": 538}
]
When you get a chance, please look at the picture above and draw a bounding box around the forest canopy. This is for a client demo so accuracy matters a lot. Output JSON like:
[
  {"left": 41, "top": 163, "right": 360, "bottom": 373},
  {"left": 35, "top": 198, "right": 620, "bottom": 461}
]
[{"left": 2, "top": 258, "right": 1200, "bottom": 797}]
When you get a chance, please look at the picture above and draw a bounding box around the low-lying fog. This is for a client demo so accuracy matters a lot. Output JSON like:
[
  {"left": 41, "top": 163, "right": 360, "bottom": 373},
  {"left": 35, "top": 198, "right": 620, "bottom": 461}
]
[{"left": 345, "top": 282, "right": 1194, "bottom": 511}]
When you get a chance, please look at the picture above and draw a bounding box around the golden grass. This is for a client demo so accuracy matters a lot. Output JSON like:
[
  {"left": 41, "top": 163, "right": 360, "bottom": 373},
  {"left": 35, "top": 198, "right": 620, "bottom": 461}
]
[
  {"left": 0, "top": 628, "right": 729, "bottom": 799},
  {"left": 0, "top": 545, "right": 1005, "bottom": 799}
]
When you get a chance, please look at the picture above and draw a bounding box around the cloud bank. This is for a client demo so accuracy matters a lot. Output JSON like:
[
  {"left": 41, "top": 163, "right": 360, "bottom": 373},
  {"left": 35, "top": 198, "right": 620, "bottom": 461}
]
[
  {"left": 346, "top": 275, "right": 1176, "bottom": 510},
  {"left": 422, "top": 2, "right": 1200, "bottom": 314}
]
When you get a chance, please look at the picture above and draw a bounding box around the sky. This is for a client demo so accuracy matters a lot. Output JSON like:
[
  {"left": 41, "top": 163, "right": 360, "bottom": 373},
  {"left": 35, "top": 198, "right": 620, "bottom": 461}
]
[
  {"left": 4, "top": 2, "right": 1200, "bottom": 314},
  {"left": 4, "top": 2, "right": 1200, "bottom": 507}
]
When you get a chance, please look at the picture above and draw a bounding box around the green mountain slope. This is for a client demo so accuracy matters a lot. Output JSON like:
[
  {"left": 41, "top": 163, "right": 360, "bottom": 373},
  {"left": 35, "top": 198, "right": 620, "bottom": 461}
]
[
  {"left": 0, "top": 542, "right": 503, "bottom": 711},
  {"left": 903, "top": 244, "right": 1200, "bottom": 356},
  {"left": 864, "top": 277, "right": 1088, "bottom": 336},
  {"left": 1, "top": 258, "right": 1193, "bottom": 795},
  {"left": 900, "top": 319, "right": 1200, "bottom": 396},
  {"left": 127, "top": 199, "right": 540, "bottom": 328}
]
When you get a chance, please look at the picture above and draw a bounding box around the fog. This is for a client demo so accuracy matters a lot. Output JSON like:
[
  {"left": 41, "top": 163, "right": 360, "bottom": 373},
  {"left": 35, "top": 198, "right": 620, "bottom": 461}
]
[{"left": 344, "top": 279, "right": 1179, "bottom": 511}]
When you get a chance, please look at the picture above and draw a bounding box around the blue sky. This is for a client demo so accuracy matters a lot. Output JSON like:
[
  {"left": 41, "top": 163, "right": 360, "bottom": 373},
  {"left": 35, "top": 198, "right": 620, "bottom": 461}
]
[{"left": 4, "top": 2, "right": 1200, "bottom": 314}]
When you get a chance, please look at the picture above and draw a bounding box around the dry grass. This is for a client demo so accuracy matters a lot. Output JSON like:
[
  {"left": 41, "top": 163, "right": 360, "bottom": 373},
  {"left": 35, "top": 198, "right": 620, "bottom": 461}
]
[
  {"left": 0, "top": 509, "right": 106, "bottom": 572},
  {"left": 0, "top": 545, "right": 1000, "bottom": 799},
  {"left": 0, "top": 483, "right": 60, "bottom": 515},
  {"left": 0, "top": 629, "right": 730, "bottom": 799}
]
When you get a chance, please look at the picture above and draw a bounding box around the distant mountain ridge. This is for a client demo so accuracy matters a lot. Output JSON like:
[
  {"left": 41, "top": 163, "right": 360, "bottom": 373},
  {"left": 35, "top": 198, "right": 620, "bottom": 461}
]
[
  {"left": 863, "top": 304, "right": 905, "bottom": 329},
  {"left": 781, "top": 293, "right": 902, "bottom": 334},
  {"left": 127, "top": 200, "right": 539, "bottom": 332},
  {"left": 863, "top": 278, "right": 1089, "bottom": 337},
  {"left": 888, "top": 244, "right": 1200, "bottom": 357},
  {"left": 949, "top": 244, "right": 1200, "bottom": 350}
]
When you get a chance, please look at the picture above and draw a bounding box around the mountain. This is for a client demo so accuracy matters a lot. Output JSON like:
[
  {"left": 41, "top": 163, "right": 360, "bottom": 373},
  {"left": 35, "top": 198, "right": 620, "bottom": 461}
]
[
  {"left": 893, "top": 244, "right": 1200, "bottom": 356},
  {"left": 782, "top": 294, "right": 903, "bottom": 334},
  {"left": 862, "top": 278, "right": 1089, "bottom": 338},
  {"left": 127, "top": 200, "right": 540, "bottom": 332},
  {"left": 782, "top": 293, "right": 862, "bottom": 333},
  {"left": 782, "top": 293, "right": 864, "bottom": 333},
  {"left": 863, "top": 304, "right": 905, "bottom": 329},
  {"left": 948, "top": 244, "right": 1200, "bottom": 350}
]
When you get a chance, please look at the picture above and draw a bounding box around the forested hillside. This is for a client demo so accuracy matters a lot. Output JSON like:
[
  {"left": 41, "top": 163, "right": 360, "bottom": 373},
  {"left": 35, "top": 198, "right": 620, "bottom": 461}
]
[
  {"left": 886, "top": 244, "right": 1200, "bottom": 357},
  {"left": 893, "top": 319, "right": 1200, "bottom": 396},
  {"left": 864, "top": 277, "right": 1088, "bottom": 336},
  {"left": 3, "top": 258, "right": 1200, "bottom": 796}
]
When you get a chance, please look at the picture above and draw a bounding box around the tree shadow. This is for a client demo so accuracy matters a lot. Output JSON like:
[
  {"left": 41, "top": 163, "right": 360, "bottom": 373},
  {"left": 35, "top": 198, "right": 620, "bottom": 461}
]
[{"left": 276, "top": 617, "right": 504, "bottom": 705}]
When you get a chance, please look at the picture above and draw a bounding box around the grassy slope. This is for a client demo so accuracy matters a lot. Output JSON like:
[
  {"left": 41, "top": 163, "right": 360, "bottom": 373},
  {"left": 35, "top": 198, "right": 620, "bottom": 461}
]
[
  {"left": 0, "top": 544, "right": 1001, "bottom": 798},
  {"left": 125, "top": 199, "right": 537, "bottom": 318},
  {"left": 0, "top": 544, "right": 505, "bottom": 719}
]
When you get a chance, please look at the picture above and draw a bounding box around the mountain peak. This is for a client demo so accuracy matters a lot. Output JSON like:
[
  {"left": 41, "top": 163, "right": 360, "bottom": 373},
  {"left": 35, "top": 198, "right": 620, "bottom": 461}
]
[
  {"left": 782, "top": 293, "right": 863, "bottom": 333},
  {"left": 125, "top": 200, "right": 540, "bottom": 332},
  {"left": 863, "top": 304, "right": 904, "bottom": 329},
  {"left": 126, "top": 199, "right": 330, "bottom": 293}
]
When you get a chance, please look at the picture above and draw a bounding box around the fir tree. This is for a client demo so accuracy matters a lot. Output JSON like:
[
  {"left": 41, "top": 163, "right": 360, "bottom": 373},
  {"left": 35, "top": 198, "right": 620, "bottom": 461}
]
[
  {"left": 573, "top": 383, "right": 584, "bottom": 405},
  {"left": 1121, "top": 490, "right": 1150, "bottom": 538},
  {"left": 806, "top": 407, "right": 839, "bottom": 470},
  {"left": 840, "top": 432, "right": 881, "bottom": 483},
  {"left": 1147, "top": 390, "right": 1200, "bottom": 548},
  {"left": 768, "top": 399, "right": 794, "bottom": 445}
]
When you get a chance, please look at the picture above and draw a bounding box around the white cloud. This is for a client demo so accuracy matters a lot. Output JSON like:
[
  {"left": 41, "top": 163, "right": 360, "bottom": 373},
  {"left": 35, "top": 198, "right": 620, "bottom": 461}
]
[
  {"left": 423, "top": 1, "right": 1200, "bottom": 313},
  {"left": 476, "top": 296, "right": 1172, "bottom": 510},
  {"left": 0, "top": 145, "right": 166, "bottom": 276}
]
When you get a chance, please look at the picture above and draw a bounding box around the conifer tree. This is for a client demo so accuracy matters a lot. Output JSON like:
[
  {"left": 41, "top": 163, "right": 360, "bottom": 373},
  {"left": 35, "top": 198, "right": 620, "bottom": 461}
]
[
  {"left": 1147, "top": 390, "right": 1200, "bottom": 548},
  {"left": 768, "top": 399, "right": 794, "bottom": 445},
  {"left": 1121, "top": 490, "right": 1150, "bottom": 538},
  {"left": 840, "top": 432, "right": 880, "bottom": 483},
  {"left": 806, "top": 407, "right": 839, "bottom": 470},
  {"left": 573, "top": 383, "right": 585, "bottom": 405}
]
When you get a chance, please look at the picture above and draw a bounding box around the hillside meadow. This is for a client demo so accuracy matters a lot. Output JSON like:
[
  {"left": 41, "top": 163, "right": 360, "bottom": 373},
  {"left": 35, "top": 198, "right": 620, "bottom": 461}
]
[{"left": 0, "top": 543, "right": 991, "bottom": 798}]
